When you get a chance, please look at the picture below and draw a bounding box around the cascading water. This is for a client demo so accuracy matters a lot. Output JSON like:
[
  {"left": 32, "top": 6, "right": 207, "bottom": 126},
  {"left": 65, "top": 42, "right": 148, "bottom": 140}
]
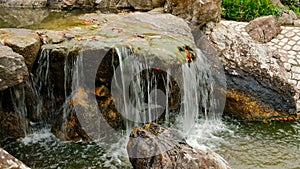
[
  {"left": 9, "top": 84, "right": 28, "bottom": 135},
  {"left": 4, "top": 45, "right": 227, "bottom": 168},
  {"left": 32, "top": 48, "right": 56, "bottom": 122}
]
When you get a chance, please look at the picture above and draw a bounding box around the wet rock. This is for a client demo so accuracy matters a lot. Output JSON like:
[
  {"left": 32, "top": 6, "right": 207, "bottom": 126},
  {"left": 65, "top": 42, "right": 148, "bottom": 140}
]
[
  {"left": 0, "top": 29, "right": 41, "bottom": 71},
  {"left": 164, "top": 0, "right": 222, "bottom": 27},
  {"left": 0, "top": 0, "right": 46, "bottom": 8},
  {"left": 225, "top": 90, "right": 282, "bottom": 120},
  {"left": 245, "top": 16, "right": 281, "bottom": 43},
  {"left": 127, "top": 123, "right": 231, "bottom": 169},
  {"left": 0, "top": 45, "right": 28, "bottom": 91},
  {"left": 0, "top": 111, "right": 29, "bottom": 142},
  {"left": 202, "top": 22, "right": 296, "bottom": 120},
  {"left": 40, "top": 12, "right": 193, "bottom": 140},
  {"left": 0, "top": 148, "right": 30, "bottom": 169}
]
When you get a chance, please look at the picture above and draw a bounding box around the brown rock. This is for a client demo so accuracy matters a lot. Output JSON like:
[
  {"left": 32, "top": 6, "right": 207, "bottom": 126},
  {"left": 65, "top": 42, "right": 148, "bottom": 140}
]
[
  {"left": 225, "top": 90, "right": 282, "bottom": 120},
  {"left": 0, "top": 111, "right": 29, "bottom": 142},
  {"left": 164, "top": 0, "right": 222, "bottom": 27},
  {"left": 127, "top": 123, "right": 231, "bottom": 169},
  {"left": 0, "top": 148, "right": 30, "bottom": 169},
  {"left": 0, "top": 29, "right": 41, "bottom": 71},
  {"left": 245, "top": 16, "right": 281, "bottom": 43},
  {"left": 0, "top": 45, "right": 28, "bottom": 91}
]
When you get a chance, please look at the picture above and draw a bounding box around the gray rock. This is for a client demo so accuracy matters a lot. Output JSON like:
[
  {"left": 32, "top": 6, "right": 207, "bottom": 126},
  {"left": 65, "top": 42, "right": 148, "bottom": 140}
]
[
  {"left": 245, "top": 16, "right": 281, "bottom": 43},
  {"left": 278, "top": 10, "right": 298, "bottom": 26},
  {"left": 127, "top": 123, "right": 231, "bottom": 169},
  {"left": 0, "top": 45, "right": 28, "bottom": 91},
  {"left": 0, "top": 148, "right": 30, "bottom": 169},
  {"left": 202, "top": 21, "right": 296, "bottom": 120},
  {"left": 128, "top": 0, "right": 165, "bottom": 10},
  {"left": 164, "top": 0, "right": 222, "bottom": 27},
  {"left": 0, "top": 28, "right": 41, "bottom": 71}
]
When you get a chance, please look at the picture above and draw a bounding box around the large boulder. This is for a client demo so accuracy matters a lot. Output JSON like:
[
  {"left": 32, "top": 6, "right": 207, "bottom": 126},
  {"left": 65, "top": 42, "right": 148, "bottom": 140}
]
[
  {"left": 36, "top": 12, "right": 195, "bottom": 140},
  {"left": 0, "top": 29, "right": 41, "bottom": 71},
  {"left": 0, "top": 148, "right": 30, "bottom": 169},
  {"left": 0, "top": 45, "right": 28, "bottom": 91},
  {"left": 164, "top": 0, "right": 222, "bottom": 27},
  {"left": 245, "top": 16, "right": 281, "bottom": 43},
  {"left": 201, "top": 21, "right": 296, "bottom": 120},
  {"left": 127, "top": 123, "right": 231, "bottom": 169}
]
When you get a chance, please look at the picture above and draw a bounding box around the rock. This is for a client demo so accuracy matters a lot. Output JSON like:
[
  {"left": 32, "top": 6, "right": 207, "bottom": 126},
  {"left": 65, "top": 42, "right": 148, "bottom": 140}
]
[
  {"left": 94, "top": 0, "right": 120, "bottom": 9},
  {"left": 270, "top": 0, "right": 285, "bottom": 7},
  {"left": 293, "top": 19, "right": 300, "bottom": 27},
  {"left": 164, "top": 0, "right": 222, "bottom": 27},
  {"left": 278, "top": 10, "right": 298, "bottom": 26},
  {"left": 127, "top": 123, "right": 231, "bottom": 169},
  {"left": 128, "top": 0, "right": 166, "bottom": 10},
  {"left": 39, "top": 12, "right": 194, "bottom": 140},
  {"left": 0, "top": 29, "right": 41, "bottom": 71},
  {"left": 202, "top": 21, "right": 296, "bottom": 120},
  {"left": 0, "top": 148, "right": 30, "bottom": 169},
  {"left": 61, "top": 0, "right": 94, "bottom": 8},
  {"left": 245, "top": 16, "right": 281, "bottom": 43},
  {"left": 0, "top": 45, "right": 28, "bottom": 91},
  {"left": 0, "top": 0, "right": 46, "bottom": 8},
  {"left": 225, "top": 90, "right": 282, "bottom": 120},
  {"left": 0, "top": 111, "right": 29, "bottom": 142}
]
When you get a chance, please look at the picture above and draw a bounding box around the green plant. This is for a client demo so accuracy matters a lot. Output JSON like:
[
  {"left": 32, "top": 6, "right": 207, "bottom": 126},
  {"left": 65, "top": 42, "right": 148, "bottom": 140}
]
[{"left": 222, "top": 0, "right": 285, "bottom": 21}]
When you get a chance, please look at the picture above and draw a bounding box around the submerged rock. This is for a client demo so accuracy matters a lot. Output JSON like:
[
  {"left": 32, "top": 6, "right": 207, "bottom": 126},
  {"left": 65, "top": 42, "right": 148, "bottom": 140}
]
[
  {"left": 0, "top": 8, "right": 49, "bottom": 28},
  {"left": 127, "top": 123, "right": 231, "bottom": 169},
  {"left": 0, "top": 45, "right": 28, "bottom": 91},
  {"left": 0, "top": 148, "right": 30, "bottom": 169}
]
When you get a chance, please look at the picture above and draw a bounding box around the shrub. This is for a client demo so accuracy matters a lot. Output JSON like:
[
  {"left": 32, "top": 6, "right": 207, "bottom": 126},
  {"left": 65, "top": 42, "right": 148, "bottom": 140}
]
[{"left": 222, "top": 0, "right": 285, "bottom": 21}]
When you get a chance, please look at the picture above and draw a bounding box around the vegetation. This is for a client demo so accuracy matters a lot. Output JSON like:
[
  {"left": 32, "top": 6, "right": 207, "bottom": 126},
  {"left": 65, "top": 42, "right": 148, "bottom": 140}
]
[{"left": 221, "top": 0, "right": 285, "bottom": 21}]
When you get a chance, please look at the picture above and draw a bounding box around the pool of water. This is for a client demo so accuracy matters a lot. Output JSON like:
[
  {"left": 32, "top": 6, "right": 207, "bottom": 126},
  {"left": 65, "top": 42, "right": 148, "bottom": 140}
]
[
  {"left": 217, "top": 118, "right": 300, "bottom": 169},
  {"left": 1, "top": 118, "right": 299, "bottom": 169}
]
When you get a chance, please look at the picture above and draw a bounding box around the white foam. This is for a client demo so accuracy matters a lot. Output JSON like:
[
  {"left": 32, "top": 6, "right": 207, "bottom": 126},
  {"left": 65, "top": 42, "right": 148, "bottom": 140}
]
[
  {"left": 186, "top": 119, "right": 232, "bottom": 151},
  {"left": 22, "top": 128, "right": 54, "bottom": 145}
]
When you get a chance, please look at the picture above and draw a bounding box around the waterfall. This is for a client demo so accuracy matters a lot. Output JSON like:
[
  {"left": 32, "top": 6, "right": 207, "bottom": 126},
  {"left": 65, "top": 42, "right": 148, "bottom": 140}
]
[
  {"left": 111, "top": 47, "right": 223, "bottom": 136},
  {"left": 9, "top": 84, "right": 28, "bottom": 135},
  {"left": 32, "top": 49, "right": 56, "bottom": 122},
  {"left": 8, "top": 44, "right": 225, "bottom": 145}
]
